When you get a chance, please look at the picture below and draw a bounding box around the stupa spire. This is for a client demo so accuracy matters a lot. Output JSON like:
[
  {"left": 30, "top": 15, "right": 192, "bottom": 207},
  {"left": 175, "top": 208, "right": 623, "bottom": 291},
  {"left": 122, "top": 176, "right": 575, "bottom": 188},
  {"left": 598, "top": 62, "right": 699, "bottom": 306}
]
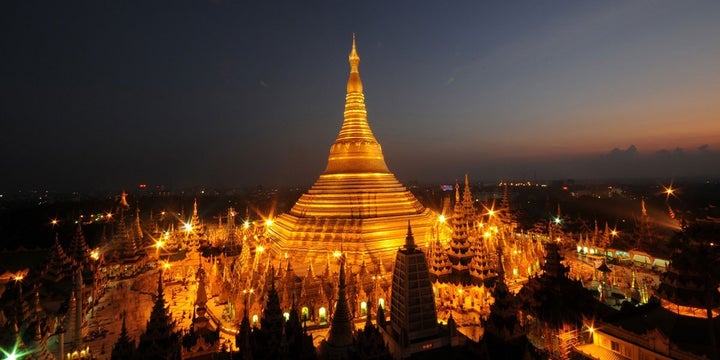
[
  {"left": 268, "top": 35, "right": 435, "bottom": 275},
  {"left": 325, "top": 35, "right": 390, "bottom": 174},
  {"left": 348, "top": 34, "right": 362, "bottom": 84}
]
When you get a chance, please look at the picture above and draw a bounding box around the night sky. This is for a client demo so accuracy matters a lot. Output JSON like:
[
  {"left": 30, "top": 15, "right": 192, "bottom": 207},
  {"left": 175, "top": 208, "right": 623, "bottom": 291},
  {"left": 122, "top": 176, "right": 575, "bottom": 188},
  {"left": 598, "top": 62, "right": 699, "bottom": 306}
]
[{"left": 2, "top": 1, "right": 720, "bottom": 192}]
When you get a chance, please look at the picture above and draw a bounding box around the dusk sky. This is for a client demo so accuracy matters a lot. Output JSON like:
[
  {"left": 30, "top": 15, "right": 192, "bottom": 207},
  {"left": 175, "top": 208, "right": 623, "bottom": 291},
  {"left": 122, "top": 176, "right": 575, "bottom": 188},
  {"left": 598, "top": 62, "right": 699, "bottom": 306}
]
[{"left": 2, "top": 1, "right": 720, "bottom": 192}]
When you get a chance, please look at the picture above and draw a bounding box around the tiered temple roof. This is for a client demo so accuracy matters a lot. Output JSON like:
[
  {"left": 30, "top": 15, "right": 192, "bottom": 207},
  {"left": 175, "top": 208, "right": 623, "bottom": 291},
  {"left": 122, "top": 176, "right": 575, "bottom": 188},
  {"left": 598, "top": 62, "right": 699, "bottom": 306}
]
[
  {"left": 428, "top": 236, "right": 452, "bottom": 282},
  {"left": 447, "top": 182, "right": 472, "bottom": 275},
  {"left": 43, "top": 234, "right": 76, "bottom": 282},
  {"left": 468, "top": 237, "right": 496, "bottom": 285},
  {"left": 114, "top": 212, "right": 142, "bottom": 263},
  {"left": 68, "top": 223, "right": 91, "bottom": 267}
]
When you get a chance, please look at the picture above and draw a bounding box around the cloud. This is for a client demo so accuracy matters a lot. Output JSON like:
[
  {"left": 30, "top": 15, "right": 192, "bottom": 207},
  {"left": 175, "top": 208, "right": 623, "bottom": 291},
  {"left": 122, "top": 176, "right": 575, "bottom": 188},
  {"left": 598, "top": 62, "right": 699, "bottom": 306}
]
[
  {"left": 607, "top": 145, "right": 637, "bottom": 159},
  {"left": 441, "top": 144, "right": 720, "bottom": 183}
]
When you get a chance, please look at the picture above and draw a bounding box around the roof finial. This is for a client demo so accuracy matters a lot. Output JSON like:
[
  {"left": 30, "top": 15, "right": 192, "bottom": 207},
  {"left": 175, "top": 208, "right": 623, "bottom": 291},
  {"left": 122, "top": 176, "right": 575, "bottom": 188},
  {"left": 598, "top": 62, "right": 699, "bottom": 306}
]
[
  {"left": 405, "top": 220, "right": 416, "bottom": 251},
  {"left": 350, "top": 33, "right": 359, "bottom": 70},
  {"left": 347, "top": 34, "right": 363, "bottom": 93}
]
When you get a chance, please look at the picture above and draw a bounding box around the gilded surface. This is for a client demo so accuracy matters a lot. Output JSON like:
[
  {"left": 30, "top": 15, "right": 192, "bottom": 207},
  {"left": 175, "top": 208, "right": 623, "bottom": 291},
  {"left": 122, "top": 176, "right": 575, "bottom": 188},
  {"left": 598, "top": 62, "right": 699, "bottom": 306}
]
[{"left": 268, "top": 38, "right": 437, "bottom": 272}]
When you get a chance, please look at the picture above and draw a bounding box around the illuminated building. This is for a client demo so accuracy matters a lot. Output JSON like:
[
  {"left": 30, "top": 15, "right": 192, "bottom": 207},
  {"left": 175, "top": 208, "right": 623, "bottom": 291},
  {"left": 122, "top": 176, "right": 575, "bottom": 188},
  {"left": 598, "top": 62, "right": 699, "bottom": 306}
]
[
  {"left": 575, "top": 221, "right": 720, "bottom": 360},
  {"left": 268, "top": 36, "right": 436, "bottom": 272},
  {"left": 428, "top": 175, "right": 545, "bottom": 340},
  {"left": 380, "top": 223, "right": 460, "bottom": 357}
]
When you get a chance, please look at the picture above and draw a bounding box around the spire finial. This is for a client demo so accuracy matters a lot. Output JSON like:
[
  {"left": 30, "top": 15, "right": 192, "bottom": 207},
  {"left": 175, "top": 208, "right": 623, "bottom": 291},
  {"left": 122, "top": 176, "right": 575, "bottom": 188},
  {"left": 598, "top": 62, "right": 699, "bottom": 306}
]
[
  {"left": 347, "top": 34, "right": 362, "bottom": 93},
  {"left": 404, "top": 220, "right": 416, "bottom": 251},
  {"left": 350, "top": 33, "right": 359, "bottom": 70},
  {"left": 455, "top": 180, "right": 460, "bottom": 202}
]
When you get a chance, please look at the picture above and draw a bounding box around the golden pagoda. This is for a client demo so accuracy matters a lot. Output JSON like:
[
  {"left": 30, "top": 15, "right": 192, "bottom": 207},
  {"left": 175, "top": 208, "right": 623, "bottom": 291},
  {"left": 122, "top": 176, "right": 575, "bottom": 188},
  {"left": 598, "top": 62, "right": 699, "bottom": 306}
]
[{"left": 268, "top": 36, "right": 437, "bottom": 272}]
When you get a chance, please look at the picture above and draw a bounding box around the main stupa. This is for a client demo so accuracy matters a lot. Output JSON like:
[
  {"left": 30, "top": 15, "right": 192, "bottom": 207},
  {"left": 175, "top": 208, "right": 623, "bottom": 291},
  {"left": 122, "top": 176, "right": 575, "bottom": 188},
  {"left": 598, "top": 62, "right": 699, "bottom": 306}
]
[{"left": 268, "top": 37, "right": 437, "bottom": 272}]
